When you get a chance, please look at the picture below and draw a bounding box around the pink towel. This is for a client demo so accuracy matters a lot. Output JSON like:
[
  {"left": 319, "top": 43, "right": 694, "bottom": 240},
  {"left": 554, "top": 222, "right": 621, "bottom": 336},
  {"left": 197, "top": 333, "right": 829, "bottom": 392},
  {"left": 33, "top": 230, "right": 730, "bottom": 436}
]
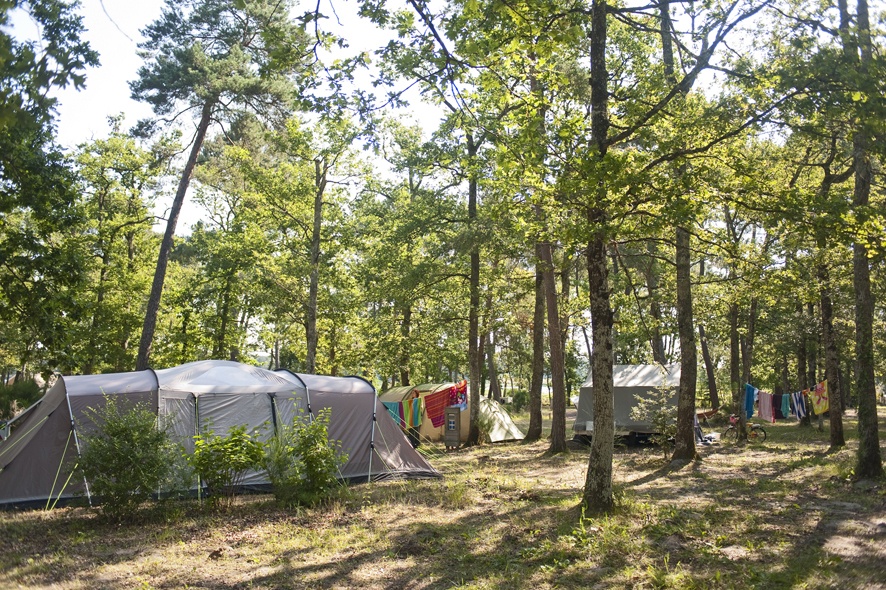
[
  {"left": 424, "top": 389, "right": 450, "bottom": 427},
  {"left": 758, "top": 392, "right": 775, "bottom": 424}
]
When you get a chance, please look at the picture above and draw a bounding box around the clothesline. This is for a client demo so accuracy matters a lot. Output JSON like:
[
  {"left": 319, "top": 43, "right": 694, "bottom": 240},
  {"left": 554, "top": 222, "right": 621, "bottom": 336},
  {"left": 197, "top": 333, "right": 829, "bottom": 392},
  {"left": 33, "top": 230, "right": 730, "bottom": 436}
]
[{"left": 745, "top": 381, "right": 828, "bottom": 423}]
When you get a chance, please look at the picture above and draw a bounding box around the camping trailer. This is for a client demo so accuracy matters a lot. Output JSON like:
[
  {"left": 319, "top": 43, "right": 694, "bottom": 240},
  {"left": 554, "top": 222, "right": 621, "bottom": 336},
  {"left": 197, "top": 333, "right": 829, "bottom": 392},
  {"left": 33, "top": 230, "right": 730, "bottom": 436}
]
[
  {"left": 0, "top": 360, "right": 439, "bottom": 508},
  {"left": 572, "top": 364, "right": 680, "bottom": 438}
]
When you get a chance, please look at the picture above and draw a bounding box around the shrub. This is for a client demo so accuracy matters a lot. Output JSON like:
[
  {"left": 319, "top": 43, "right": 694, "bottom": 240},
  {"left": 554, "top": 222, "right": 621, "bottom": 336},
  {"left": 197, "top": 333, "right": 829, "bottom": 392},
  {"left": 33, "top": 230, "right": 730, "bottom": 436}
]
[
  {"left": 509, "top": 389, "right": 529, "bottom": 413},
  {"left": 0, "top": 378, "right": 42, "bottom": 421},
  {"left": 264, "top": 408, "right": 347, "bottom": 507},
  {"left": 630, "top": 386, "right": 678, "bottom": 460},
  {"left": 190, "top": 424, "right": 264, "bottom": 508},
  {"left": 76, "top": 396, "right": 186, "bottom": 521}
]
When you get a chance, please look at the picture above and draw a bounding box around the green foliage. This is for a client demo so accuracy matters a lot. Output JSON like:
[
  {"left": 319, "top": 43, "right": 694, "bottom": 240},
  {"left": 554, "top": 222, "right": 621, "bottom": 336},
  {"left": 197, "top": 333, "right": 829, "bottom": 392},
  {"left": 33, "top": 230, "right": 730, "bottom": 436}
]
[
  {"left": 77, "top": 397, "right": 188, "bottom": 521},
  {"left": 190, "top": 424, "right": 264, "bottom": 507},
  {"left": 508, "top": 389, "right": 529, "bottom": 413},
  {"left": 263, "top": 408, "right": 347, "bottom": 507},
  {"left": 630, "top": 387, "right": 678, "bottom": 460},
  {"left": 0, "top": 378, "right": 41, "bottom": 421}
]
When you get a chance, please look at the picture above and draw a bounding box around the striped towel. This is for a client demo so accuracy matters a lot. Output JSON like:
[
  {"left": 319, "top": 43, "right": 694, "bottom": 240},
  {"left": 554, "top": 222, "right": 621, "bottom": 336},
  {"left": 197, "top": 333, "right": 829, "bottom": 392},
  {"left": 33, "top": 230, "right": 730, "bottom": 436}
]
[
  {"left": 424, "top": 389, "right": 450, "bottom": 428},
  {"left": 791, "top": 391, "right": 807, "bottom": 420}
]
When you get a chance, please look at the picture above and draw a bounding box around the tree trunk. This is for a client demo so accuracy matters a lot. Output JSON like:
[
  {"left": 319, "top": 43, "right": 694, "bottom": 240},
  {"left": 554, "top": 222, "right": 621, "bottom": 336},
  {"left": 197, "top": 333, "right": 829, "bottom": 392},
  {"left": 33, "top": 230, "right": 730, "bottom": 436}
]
[
  {"left": 850, "top": 0, "right": 882, "bottom": 479},
  {"left": 540, "top": 241, "right": 567, "bottom": 453},
  {"left": 306, "top": 158, "right": 327, "bottom": 374},
  {"left": 399, "top": 305, "right": 411, "bottom": 386},
  {"left": 526, "top": 244, "right": 545, "bottom": 442},
  {"left": 465, "top": 134, "right": 482, "bottom": 447},
  {"left": 698, "top": 325, "right": 718, "bottom": 409},
  {"left": 819, "top": 263, "right": 844, "bottom": 448},
  {"left": 582, "top": 0, "right": 614, "bottom": 514},
  {"left": 729, "top": 302, "right": 746, "bottom": 439},
  {"left": 672, "top": 226, "right": 697, "bottom": 463},
  {"left": 486, "top": 328, "right": 502, "bottom": 401},
  {"left": 136, "top": 99, "right": 214, "bottom": 370}
]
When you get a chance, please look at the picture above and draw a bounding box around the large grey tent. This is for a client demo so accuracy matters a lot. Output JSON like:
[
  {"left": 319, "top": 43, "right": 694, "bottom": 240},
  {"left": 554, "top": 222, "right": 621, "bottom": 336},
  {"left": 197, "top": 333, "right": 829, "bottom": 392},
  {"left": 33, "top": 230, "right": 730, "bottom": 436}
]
[
  {"left": 572, "top": 364, "right": 680, "bottom": 436},
  {"left": 0, "top": 360, "right": 438, "bottom": 508}
]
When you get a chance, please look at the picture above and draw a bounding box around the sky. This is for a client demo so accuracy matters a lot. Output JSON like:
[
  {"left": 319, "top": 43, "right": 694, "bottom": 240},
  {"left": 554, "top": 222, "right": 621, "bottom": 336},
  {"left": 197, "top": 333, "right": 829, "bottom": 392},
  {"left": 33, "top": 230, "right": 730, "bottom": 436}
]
[{"left": 20, "top": 0, "right": 432, "bottom": 232}]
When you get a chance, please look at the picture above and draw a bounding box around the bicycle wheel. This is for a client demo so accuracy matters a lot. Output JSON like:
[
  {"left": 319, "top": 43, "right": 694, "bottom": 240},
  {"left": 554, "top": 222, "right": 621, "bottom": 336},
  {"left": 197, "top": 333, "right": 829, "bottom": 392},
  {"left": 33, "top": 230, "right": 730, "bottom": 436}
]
[
  {"left": 750, "top": 427, "right": 766, "bottom": 442},
  {"left": 722, "top": 426, "right": 738, "bottom": 442}
]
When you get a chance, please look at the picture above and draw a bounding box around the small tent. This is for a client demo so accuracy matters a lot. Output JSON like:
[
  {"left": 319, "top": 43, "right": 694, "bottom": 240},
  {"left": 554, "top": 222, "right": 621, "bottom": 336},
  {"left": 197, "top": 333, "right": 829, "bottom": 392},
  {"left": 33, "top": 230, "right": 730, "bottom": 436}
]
[
  {"left": 0, "top": 360, "right": 438, "bottom": 508},
  {"left": 572, "top": 364, "right": 680, "bottom": 436},
  {"left": 379, "top": 382, "right": 524, "bottom": 443}
]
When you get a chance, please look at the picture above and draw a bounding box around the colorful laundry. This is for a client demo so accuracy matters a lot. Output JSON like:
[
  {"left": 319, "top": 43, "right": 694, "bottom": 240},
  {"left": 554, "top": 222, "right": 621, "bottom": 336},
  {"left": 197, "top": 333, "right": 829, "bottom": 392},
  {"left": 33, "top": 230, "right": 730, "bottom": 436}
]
[
  {"left": 424, "top": 389, "right": 450, "bottom": 428},
  {"left": 773, "top": 394, "right": 785, "bottom": 420},
  {"left": 382, "top": 401, "right": 402, "bottom": 427},
  {"left": 810, "top": 380, "right": 829, "bottom": 415},
  {"left": 758, "top": 391, "right": 775, "bottom": 423},
  {"left": 781, "top": 394, "right": 791, "bottom": 418},
  {"left": 745, "top": 383, "right": 757, "bottom": 418},
  {"left": 792, "top": 390, "right": 807, "bottom": 420},
  {"left": 404, "top": 397, "right": 424, "bottom": 428}
]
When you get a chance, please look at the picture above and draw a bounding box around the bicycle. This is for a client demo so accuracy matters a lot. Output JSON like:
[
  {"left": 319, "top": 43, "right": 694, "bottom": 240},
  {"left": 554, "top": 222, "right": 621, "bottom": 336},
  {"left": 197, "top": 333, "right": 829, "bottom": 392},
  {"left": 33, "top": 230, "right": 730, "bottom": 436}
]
[{"left": 722, "top": 414, "right": 767, "bottom": 442}]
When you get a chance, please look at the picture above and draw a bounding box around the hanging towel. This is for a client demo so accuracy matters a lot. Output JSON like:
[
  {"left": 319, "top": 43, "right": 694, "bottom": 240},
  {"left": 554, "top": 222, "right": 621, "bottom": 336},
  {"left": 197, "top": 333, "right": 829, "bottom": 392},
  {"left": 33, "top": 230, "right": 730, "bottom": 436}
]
[
  {"left": 424, "top": 389, "right": 450, "bottom": 428},
  {"left": 791, "top": 390, "right": 807, "bottom": 420},
  {"left": 382, "top": 402, "right": 402, "bottom": 427},
  {"left": 772, "top": 394, "right": 785, "bottom": 420},
  {"left": 810, "top": 380, "right": 829, "bottom": 415},
  {"left": 758, "top": 392, "right": 775, "bottom": 423},
  {"left": 744, "top": 383, "right": 757, "bottom": 418},
  {"left": 781, "top": 393, "right": 791, "bottom": 418},
  {"left": 403, "top": 398, "right": 424, "bottom": 428}
]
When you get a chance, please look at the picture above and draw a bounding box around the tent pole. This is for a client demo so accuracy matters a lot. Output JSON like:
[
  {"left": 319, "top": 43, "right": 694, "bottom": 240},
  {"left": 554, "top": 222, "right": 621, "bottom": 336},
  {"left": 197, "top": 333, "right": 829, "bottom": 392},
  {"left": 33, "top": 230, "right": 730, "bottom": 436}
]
[
  {"left": 368, "top": 399, "right": 377, "bottom": 485},
  {"left": 65, "top": 392, "right": 91, "bottom": 506}
]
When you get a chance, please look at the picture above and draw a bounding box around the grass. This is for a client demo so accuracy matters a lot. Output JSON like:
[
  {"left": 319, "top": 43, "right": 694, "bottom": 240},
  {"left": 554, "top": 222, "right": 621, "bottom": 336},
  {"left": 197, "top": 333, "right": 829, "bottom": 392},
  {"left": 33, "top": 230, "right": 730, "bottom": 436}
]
[{"left": 1, "top": 408, "right": 885, "bottom": 589}]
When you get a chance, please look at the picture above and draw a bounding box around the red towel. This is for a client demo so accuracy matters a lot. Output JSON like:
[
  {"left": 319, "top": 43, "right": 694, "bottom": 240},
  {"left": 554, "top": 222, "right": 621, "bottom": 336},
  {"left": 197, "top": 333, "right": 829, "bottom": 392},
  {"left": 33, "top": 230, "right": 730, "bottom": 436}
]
[{"left": 424, "top": 389, "right": 450, "bottom": 427}]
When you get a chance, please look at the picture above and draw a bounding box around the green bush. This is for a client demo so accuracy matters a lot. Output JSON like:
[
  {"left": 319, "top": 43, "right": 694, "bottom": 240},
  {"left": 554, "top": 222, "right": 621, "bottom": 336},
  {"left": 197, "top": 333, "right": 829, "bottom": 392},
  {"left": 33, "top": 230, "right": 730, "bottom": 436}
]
[
  {"left": 509, "top": 389, "right": 529, "bottom": 413},
  {"left": 190, "top": 424, "right": 264, "bottom": 508},
  {"left": 630, "top": 386, "right": 678, "bottom": 460},
  {"left": 0, "top": 378, "right": 42, "bottom": 421},
  {"left": 76, "top": 397, "right": 187, "bottom": 521},
  {"left": 264, "top": 408, "right": 347, "bottom": 507}
]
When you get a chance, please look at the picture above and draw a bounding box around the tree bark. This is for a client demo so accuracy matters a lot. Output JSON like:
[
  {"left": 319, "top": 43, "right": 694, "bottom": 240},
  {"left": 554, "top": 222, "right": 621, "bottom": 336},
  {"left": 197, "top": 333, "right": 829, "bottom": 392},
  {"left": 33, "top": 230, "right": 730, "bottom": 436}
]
[
  {"left": 540, "top": 241, "right": 567, "bottom": 453},
  {"left": 305, "top": 158, "right": 327, "bottom": 374},
  {"left": 465, "top": 134, "right": 482, "bottom": 446},
  {"left": 819, "top": 263, "right": 844, "bottom": 448},
  {"left": 526, "top": 243, "right": 545, "bottom": 442},
  {"left": 849, "top": 0, "right": 883, "bottom": 479},
  {"left": 672, "top": 226, "right": 697, "bottom": 462},
  {"left": 400, "top": 305, "right": 411, "bottom": 386},
  {"left": 698, "top": 325, "right": 718, "bottom": 409},
  {"left": 136, "top": 100, "right": 214, "bottom": 370},
  {"left": 582, "top": 0, "right": 615, "bottom": 514}
]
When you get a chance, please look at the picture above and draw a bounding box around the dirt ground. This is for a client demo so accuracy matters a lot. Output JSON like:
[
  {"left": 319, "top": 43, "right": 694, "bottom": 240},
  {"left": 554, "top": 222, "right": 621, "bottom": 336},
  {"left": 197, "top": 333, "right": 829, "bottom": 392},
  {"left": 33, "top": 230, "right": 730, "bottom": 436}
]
[{"left": 1, "top": 408, "right": 885, "bottom": 589}]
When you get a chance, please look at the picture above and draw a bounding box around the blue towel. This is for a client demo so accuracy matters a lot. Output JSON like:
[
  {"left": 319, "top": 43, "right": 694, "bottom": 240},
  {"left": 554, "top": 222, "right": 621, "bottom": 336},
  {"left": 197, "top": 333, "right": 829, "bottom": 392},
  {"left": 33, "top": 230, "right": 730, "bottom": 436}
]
[
  {"left": 745, "top": 383, "right": 757, "bottom": 418},
  {"left": 382, "top": 401, "right": 402, "bottom": 427},
  {"left": 781, "top": 394, "right": 791, "bottom": 418}
]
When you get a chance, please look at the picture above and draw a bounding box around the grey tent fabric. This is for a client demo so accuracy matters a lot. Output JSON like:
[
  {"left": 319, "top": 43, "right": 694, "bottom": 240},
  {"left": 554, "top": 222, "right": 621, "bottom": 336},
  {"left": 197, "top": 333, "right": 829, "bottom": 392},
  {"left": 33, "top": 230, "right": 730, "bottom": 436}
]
[
  {"left": 0, "top": 371, "right": 158, "bottom": 507},
  {"left": 0, "top": 361, "right": 438, "bottom": 508},
  {"left": 282, "top": 372, "right": 439, "bottom": 482},
  {"left": 573, "top": 364, "right": 680, "bottom": 435}
]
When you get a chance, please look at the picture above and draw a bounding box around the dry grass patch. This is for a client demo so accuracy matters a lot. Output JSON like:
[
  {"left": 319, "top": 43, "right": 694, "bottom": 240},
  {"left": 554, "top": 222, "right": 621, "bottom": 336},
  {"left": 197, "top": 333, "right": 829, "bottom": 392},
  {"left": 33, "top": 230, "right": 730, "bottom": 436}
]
[{"left": 1, "top": 409, "right": 885, "bottom": 589}]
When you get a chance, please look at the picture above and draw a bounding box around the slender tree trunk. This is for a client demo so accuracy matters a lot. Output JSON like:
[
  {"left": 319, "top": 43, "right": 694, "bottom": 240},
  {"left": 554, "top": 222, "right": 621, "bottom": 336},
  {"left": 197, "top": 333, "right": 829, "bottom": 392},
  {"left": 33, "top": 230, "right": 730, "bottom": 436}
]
[
  {"left": 819, "top": 263, "right": 844, "bottom": 448},
  {"left": 136, "top": 100, "right": 214, "bottom": 370},
  {"left": 486, "top": 328, "right": 502, "bottom": 401},
  {"left": 306, "top": 158, "right": 327, "bottom": 374},
  {"left": 729, "top": 302, "right": 747, "bottom": 439},
  {"left": 526, "top": 243, "right": 545, "bottom": 442},
  {"left": 672, "top": 226, "right": 697, "bottom": 462},
  {"left": 643, "top": 241, "right": 666, "bottom": 364},
  {"left": 540, "top": 241, "right": 567, "bottom": 453},
  {"left": 466, "top": 134, "right": 482, "bottom": 446},
  {"left": 698, "top": 325, "right": 718, "bottom": 408},
  {"left": 806, "top": 302, "right": 817, "bottom": 386},
  {"left": 582, "top": 0, "right": 614, "bottom": 514},
  {"left": 400, "top": 305, "right": 411, "bottom": 386},
  {"left": 213, "top": 275, "right": 233, "bottom": 359}
]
